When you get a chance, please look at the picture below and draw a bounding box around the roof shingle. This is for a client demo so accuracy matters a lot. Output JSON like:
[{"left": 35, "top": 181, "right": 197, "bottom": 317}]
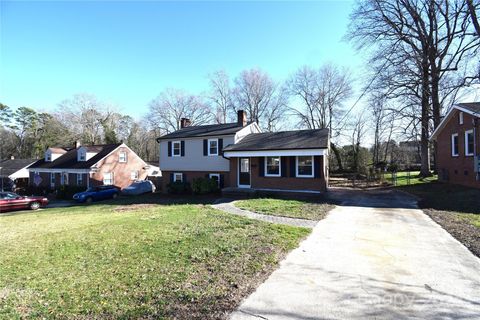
[{"left": 157, "top": 123, "right": 245, "bottom": 140}]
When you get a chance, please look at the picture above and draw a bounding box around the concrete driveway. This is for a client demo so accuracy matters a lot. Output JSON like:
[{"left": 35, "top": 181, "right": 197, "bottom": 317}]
[{"left": 230, "top": 189, "right": 480, "bottom": 320}]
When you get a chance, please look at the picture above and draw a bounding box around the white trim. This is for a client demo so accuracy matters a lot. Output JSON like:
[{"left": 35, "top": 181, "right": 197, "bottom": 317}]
[
  {"left": 296, "top": 156, "right": 314, "bottom": 178},
  {"left": 237, "top": 158, "right": 251, "bottom": 188},
  {"left": 208, "top": 138, "right": 219, "bottom": 156},
  {"left": 28, "top": 168, "right": 91, "bottom": 173},
  {"left": 264, "top": 156, "right": 281, "bottom": 177},
  {"left": 465, "top": 129, "right": 474, "bottom": 156},
  {"left": 451, "top": 133, "right": 459, "bottom": 157},
  {"left": 50, "top": 172, "right": 55, "bottom": 188},
  {"left": 103, "top": 172, "right": 114, "bottom": 185},
  {"left": 459, "top": 112, "right": 464, "bottom": 125},
  {"left": 77, "top": 173, "right": 84, "bottom": 185},
  {"left": 224, "top": 148, "right": 328, "bottom": 158},
  {"left": 173, "top": 172, "right": 183, "bottom": 182},
  {"left": 172, "top": 141, "right": 181, "bottom": 157},
  {"left": 209, "top": 173, "right": 220, "bottom": 186},
  {"left": 431, "top": 104, "right": 480, "bottom": 140},
  {"left": 119, "top": 151, "right": 127, "bottom": 163}
]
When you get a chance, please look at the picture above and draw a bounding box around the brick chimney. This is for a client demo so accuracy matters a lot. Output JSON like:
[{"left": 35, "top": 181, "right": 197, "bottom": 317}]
[
  {"left": 10, "top": 155, "right": 14, "bottom": 160},
  {"left": 237, "top": 110, "right": 247, "bottom": 127},
  {"left": 180, "top": 118, "right": 191, "bottom": 128}
]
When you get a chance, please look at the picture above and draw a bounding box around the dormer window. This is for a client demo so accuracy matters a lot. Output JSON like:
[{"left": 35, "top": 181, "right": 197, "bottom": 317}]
[{"left": 46, "top": 154, "right": 51, "bottom": 162}]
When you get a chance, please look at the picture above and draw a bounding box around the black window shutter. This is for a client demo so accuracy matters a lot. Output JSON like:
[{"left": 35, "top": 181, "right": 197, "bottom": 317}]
[
  {"left": 183, "top": 173, "right": 186, "bottom": 182},
  {"left": 281, "top": 157, "right": 287, "bottom": 177},
  {"left": 170, "top": 173, "right": 174, "bottom": 182},
  {"left": 181, "top": 141, "right": 185, "bottom": 156},
  {"left": 259, "top": 157, "right": 265, "bottom": 177},
  {"left": 168, "top": 141, "right": 172, "bottom": 157},
  {"left": 289, "top": 156, "right": 296, "bottom": 177},
  {"left": 218, "top": 138, "right": 223, "bottom": 153},
  {"left": 219, "top": 174, "right": 224, "bottom": 188},
  {"left": 314, "top": 156, "right": 321, "bottom": 178},
  {"left": 203, "top": 139, "right": 208, "bottom": 156}
]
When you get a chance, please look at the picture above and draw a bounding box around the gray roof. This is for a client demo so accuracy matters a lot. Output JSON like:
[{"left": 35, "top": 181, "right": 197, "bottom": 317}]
[
  {"left": 223, "top": 129, "right": 329, "bottom": 152},
  {"left": 157, "top": 123, "right": 245, "bottom": 140},
  {"left": 458, "top": 102, "right": 480, "bottom": 114},
  {"left": 29, "top": 144, "right": 121, "bottom": 169},
  {"left": 0, "top": 159, "right": 36, "bottom": 177}
]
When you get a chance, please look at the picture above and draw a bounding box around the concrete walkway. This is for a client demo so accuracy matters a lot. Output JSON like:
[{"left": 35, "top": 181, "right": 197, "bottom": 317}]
[
  {"left": 230, "top": 190, "right": 480, "bottom": 320},
  {"left": 212, "top": 199, "right": 317, "bottom": 228}
]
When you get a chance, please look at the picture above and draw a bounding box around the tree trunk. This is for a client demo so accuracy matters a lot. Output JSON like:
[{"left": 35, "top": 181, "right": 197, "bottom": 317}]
[
  {"left": 420, "top": 60, "right": 432, "bottom": 177},
  {"left": 330, "top": 142, "right": 344, "bottom": 172}
]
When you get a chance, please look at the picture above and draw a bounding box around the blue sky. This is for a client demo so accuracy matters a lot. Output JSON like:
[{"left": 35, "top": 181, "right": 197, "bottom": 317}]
[{"left": 0, "top": 0, "right": 363, "bottom": 117}]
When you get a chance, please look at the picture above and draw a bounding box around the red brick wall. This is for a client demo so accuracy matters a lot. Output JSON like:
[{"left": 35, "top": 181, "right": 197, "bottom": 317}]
[
  {"left": 91, "top": 146, "right": 147, "bottom": 189},
  {"left": 436, "top": 109, "right": 480, "bottom": 188},
  {"left": 161, "top": 170, "right": 230, "bottom": 193}
]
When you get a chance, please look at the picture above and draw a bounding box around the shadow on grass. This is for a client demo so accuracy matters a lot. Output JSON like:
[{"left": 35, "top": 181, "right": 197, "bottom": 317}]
[{"left": 399, "top": 182, "right": 480, "bottom": 215}]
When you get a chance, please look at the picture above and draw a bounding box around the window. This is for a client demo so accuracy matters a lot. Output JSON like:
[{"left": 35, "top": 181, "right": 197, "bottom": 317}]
[
  {"left": 296, "top": 156, "right": 314, "bottom": 177},
  {"left": 451, "top": 133, "right": 459, "bottom": 156},
  {"left": 465, "top": 130, "right": 474, "bottom": 156},
  {"left": 50, "top": 173, "right": 56, "bottom": 185},
  {"left": 61, "top": 173, "right": 69, "bottom": 186},
  {"left": 208, "top": 139, "right": 218, "bottom": 156},
  {"left": 79, "top": 153, "right": 86, "bottom": 161},
  {"left": 172, "top": 141, "right": 181, "bottom": 157},
  {"left": 103, "top": 172, "right": 113, "bottom": 185},
  {"left": 46, "top": 153, "right": 51, "bottom": 162},
  {"left": 265, "top": 156, "right": 281, "bottom": 176},
  {"left": 209, "top": 173, "right": 220, "bottom": 186},
  {"left": 77, "top": 173, "right": 83, "bottom": 185},
  {"left": 173, "top": 173, "right": 183, "bottom": 182},
  {"left": 459, "top": 112, "right": 464, "bottom": 125},
  {"left": 119, "top": 151, "right": 127, "bottom": 163},
  {"left": 131, "top": 171, "right": 139, "bottom": 180}
]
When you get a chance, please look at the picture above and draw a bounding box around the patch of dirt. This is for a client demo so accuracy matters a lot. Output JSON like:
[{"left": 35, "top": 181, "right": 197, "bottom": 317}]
[
  {"left": 423, "top": 208, "right": 480, "bottom": 258},
  {"left": 114, "top": 204, "right": 157, "bottom": 212}
]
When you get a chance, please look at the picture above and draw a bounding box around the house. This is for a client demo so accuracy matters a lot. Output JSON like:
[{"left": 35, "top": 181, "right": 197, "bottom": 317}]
[
  {"left": 157, "top": 110, "right": 330, "bottom": 193},
  {"left": 28, "top": 142, "right": 150, "bottom": 189},
  {"left": 0, "top": 157, "right": 36, "bottom": 191},
  {"left": 431, "top": 102, "right": 480, "bottom": 188}
]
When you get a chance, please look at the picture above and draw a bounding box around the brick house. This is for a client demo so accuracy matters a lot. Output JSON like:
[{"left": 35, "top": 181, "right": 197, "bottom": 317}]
[
  {"left": 157, "top": 110, "right": 330, "bottom": 193},
  {"left": 431, "top": 102, "right": 480, "bottom": 188},
  {"left": 28, "top": 143, "right": 150, "bottom": 190}
]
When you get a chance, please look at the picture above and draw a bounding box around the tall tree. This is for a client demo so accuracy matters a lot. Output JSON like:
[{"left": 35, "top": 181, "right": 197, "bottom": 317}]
[
  {"left": 148, "top": 88, "right": 212, "bottom": 134},
  {"left": 207, "top": 70, "right": 235, "bottom": 124}
]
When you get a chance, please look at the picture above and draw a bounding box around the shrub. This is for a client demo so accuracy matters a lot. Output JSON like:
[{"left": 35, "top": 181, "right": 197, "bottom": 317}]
[
  {"left": 191, "top": 177, "right": 219, "bottom": 194},
  {"left": 167, "top": 181, "right": 191, "bottom": 194},
  {"left": 56, "top": 185, "right": 86, "bottom": 200}
]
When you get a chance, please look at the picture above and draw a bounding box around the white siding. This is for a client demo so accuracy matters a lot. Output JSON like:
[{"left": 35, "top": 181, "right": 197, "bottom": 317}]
[{"left": 159, "top": 136, "right": 234, "bottom": 171}]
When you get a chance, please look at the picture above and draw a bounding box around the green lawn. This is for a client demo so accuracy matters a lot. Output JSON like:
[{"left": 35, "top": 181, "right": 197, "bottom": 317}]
[
  {"left": 235, "top": 198, "right": 334, "bottom": 221},
  {"left": 0, "top": 196, "right": 310, "bottom": 319},
  {"left": 385, "top": 171, "right": 438, "bottom": 186}
]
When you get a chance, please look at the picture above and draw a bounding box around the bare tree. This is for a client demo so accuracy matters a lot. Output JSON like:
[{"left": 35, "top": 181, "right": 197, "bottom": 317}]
[
  {"left": 233, "top": 68, "right": 286, "bottom": 131},
  {"left": 467, "top": 0, "right": 480, "bottom": 36},
  {"left": 207, "top": 70, "right": 235, "bottom": 124},
  {"left": 287, "top": 64, "right": 352, "bottom": 171},
  {"left": 148, "top": 88, "right": 212, "bottom": 134}
]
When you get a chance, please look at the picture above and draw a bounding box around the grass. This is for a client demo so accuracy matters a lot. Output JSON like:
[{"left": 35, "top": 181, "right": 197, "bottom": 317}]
[
  {"left": 385, "top": 171, "right": 438, "bottom": 186},
  {"left": 400, "top": 182, "right": 480, "bottom": 257},
  {"left": 0, "top": 195, "right": 310, "bottom": 319},
  {"left": 234, "top": 198, "right": 334, "bottom": 221}
]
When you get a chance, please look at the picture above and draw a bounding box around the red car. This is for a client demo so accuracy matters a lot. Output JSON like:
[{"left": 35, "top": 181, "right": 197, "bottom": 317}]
[{"left": 0, "top": 192, "right": 49, "bottom": 212}]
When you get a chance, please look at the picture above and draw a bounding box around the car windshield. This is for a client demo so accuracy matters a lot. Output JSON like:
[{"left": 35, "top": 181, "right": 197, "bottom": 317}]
[
  {"left": 2, "top": 192, "right": 20, "bottom": 199},
  {"left": 85, "top": 187, "right": 97, "bottom": 192}
]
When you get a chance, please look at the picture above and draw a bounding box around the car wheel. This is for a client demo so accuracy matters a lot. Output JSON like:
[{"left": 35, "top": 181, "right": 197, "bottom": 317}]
[
  {"left": 112, "top": 193, "right": 118, "bottom": 199},
  {"left": 85, "top": 197, "right": 93, "bottom": 204},
  {"left": 30, "top": 201, "right": 40, "bottom": 210}
]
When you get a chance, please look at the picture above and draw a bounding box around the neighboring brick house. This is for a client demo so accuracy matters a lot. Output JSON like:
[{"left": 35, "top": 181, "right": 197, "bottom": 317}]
[
  {"left": 431, "top": 102, "right": 480, "bottom": 188},
  {"left": 157, "top": 110, "right": 330, "bottom": 193},
  {"left": 28, "top": 143, "right": 150, "bottom": 189}
]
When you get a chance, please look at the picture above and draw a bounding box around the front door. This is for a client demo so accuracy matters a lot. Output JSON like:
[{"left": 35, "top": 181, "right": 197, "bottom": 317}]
[{"left": 238, "top": 157, "right": 250, "bottom": 187}]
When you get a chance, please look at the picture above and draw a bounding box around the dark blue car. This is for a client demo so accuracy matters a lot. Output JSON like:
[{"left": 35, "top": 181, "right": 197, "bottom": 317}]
[{"left": 73, "top": 185, "right": 120, "bottom": 203}]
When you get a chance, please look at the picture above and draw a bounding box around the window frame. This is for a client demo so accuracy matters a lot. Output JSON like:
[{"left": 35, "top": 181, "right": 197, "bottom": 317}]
[
  {"left": 103, "top": 172, "right": 114, "bottom": 185},
  {"left": 50, "top": 172, "right": 56, "bottom": 185},
  {"left": 459, "top": 112, "right": 464, "bottom": 125},
  {"left": 173, "top": 172, "right": 183, "bottom": 182},
  {"left": 208, "top": 138, "right": 219, "bottom": 156},
  {"left": 131, "top": 170, "right": 139, "bottom": 180},
  {"left": 465, "top": 130, "right": 474, "bottom": 156},
  {"left": 172, "top": 141, "right": 181, "bottom": 157},
  {"left": 119, "top": 151, "right": 127, "bottom": 163},
  {"left": 209, "top": 173, "right": 220, "bottom": 186},
  {"left": 296, "top": 156, "right": 314, "bottom": 178},
  {"left": 46, "top": 153, "right": 52, "bottom": 162},
  {"left": 77, "top": 173, "right": 83, "bottom": 185},
  {"left": 264, "top": 156, "right": 281, "bottom": 177},
  {"left": 451, "top": 133, "right": 459, "bottom": 157}
]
